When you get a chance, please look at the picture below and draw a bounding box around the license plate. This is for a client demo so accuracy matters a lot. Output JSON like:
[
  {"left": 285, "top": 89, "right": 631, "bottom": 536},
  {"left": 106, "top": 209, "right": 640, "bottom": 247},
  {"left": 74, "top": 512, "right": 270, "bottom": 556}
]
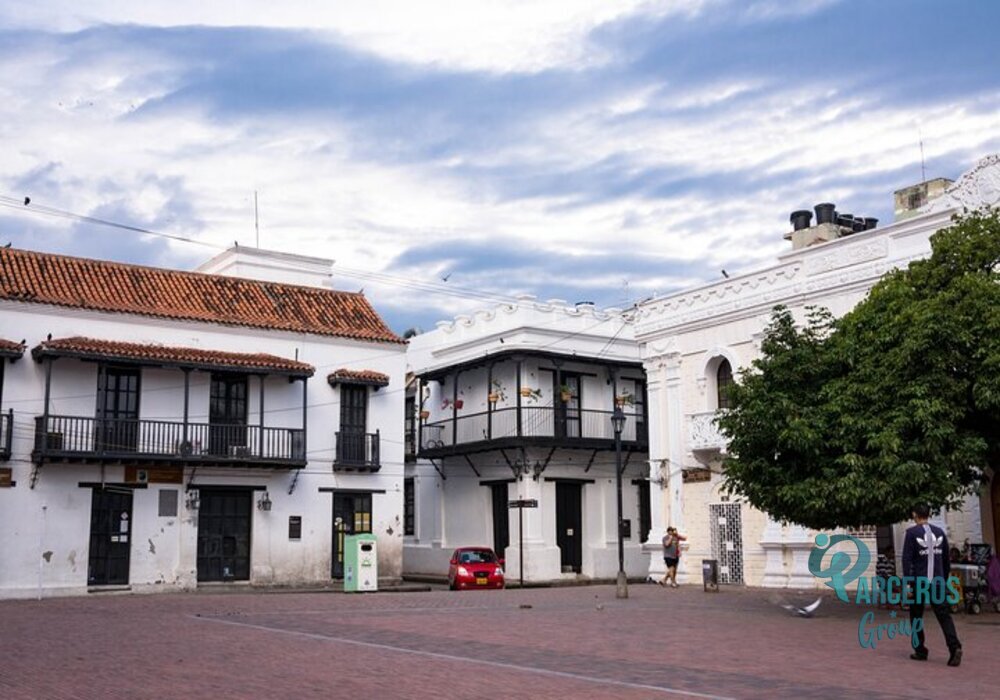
[{"left": 476, "top": 577, "right": 488, "bottom": 585}]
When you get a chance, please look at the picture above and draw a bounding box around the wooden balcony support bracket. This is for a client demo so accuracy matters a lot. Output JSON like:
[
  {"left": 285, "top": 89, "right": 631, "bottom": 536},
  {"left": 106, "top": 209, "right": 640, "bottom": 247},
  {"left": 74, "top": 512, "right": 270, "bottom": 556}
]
[
  {"left": 583, "top": 448, "right": 599, "bottom": 473},
  {"left": 463, "top": 454, "right": 481, "bottom": 477},
  {"left": 186, "top": 466, "right": 198, "bottom": 491},
  {"left": 532, "top": 446, "right": 556, "bottom": 481},
  {"left": 29, "top": 463, "right": 41, "bottom": 489},
  {"left": 621, "top": 448, "right": 634, "bottom": 475},
  {"left": 500, "top": 448, "right": 517, "bottom": 479},
  {"left": 429, "top": 457, "right": 447, "bottom": 481},
  {"left": 287, "top": 468, "right": 301, "bottom": 496}
]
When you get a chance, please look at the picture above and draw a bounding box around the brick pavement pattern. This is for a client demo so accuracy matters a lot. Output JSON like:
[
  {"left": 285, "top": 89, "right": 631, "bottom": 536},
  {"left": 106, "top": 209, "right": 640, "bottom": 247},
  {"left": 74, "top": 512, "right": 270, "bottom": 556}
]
[{"left": 1, "top": 584, "right": 997, "bottom": 699}]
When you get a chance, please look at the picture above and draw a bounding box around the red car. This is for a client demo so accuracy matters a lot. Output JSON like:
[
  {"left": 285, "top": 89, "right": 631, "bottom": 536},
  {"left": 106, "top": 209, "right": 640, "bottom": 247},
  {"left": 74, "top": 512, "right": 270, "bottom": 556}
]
[{"left": 448, "top": 547, "right": 505, "bottom": 590}]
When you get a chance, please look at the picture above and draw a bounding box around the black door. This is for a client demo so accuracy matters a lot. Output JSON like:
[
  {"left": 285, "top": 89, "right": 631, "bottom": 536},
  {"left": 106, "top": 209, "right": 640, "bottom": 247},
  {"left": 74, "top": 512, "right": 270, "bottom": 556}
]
[
  {"left": 339, "top": 385, "right": 368, "bottom": 464},
  {"left": 209, "top": 374, "right": 248, "bottom": 457},
  {"left": 490, "top": 483, "right": 510, "bottom": 557},
  {"left": 554, "top": 374, "right": 581, "bottom": 439},
  {"left": 555, "top": 481, "right": 583, "bottom": 573},
  {"left": 197, "top": 489, "right": 252, "bottom": 582},
  {"left": 637, "top": 479, "right": 651, "bottom": 543},
  {"left": 95, "top": 366, "right": 140, "bottom": 453},
  {"left": 332, "top": 492, "right": 372, "bottom": 578},
  {"left": 88, "top": 488, "right": 133, "bottom": 585}
]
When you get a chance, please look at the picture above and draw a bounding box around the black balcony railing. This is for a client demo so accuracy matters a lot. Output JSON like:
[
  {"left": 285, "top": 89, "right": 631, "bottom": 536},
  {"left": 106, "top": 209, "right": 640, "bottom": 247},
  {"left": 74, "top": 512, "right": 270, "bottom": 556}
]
[
  {"left": 419, "top": 405, "right": 647, "bottom": 456},
  {"left": 1, "top": 409, "right": 12, "bottom": 460},
  {"left": 334, "top": 431, "right": 380, "bottom": 471},
  {"left": 32, "top": 415, "right": 306, "bottom": 466}
]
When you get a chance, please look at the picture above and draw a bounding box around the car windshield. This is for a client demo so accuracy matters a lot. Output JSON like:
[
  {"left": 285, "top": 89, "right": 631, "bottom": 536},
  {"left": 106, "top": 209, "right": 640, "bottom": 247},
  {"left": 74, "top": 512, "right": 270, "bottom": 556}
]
[{"left": 458, "top": 550, "right": 496, "bottom": 564}]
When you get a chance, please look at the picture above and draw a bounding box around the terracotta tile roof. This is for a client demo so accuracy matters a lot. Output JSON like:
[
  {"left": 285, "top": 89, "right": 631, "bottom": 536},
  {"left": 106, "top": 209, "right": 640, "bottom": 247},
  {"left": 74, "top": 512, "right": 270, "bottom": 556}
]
[
  {"left": 34, "top": 337, "right": 315, "bottom": 377},
  {"left": 327, "top": 368, "right": 391, "bottom": 387},
  {"left": 0, "top": 247, "right": 403, "bottom": 344},
  {"left": 0, "top": 338, "right": 25, "bottom": 358}
]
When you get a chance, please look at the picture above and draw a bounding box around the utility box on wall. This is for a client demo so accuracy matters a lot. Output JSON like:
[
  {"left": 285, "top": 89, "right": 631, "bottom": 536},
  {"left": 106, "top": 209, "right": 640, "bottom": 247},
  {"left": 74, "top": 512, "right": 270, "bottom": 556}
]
[{"left": 343, "top": 533, "right": 378, "bottom": 592}]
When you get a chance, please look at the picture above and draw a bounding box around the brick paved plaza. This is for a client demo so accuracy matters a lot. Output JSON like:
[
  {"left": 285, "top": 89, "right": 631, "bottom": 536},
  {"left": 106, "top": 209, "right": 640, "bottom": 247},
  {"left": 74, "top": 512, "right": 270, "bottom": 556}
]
[{"left": 1, "top": 584, "right": 996, "bottom": 699}]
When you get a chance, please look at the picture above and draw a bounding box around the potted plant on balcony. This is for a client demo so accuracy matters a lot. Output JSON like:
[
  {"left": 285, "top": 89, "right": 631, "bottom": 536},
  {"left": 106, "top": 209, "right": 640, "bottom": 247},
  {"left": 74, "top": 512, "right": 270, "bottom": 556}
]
[
  {"left": 615, "top": 390, "right": 635, "bottom": 407},
  {"left": 488, "top": 379, "right": 507, "bottom": 404},
  {"left": 419, "top": 408, "right": 430, "bottom": 420},
  {"left": 559, "top": 383, "right": 575, "bottom": 403},
  {"left": 441, "top": 394, "right": 464, "bottom": 410},
  {"left": 520, "top": 387, "right": 543, "bottom": 401}
]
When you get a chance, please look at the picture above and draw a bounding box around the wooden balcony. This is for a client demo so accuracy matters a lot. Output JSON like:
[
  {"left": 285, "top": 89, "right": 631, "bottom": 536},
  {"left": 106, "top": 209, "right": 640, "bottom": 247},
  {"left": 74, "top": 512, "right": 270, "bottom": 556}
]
[
  {"left": 32, "top": 415, "right": 306, "bottom": 468},
  {"left": 418, "top": 406, "right": 647, "bottom": 458},
  {"left": 334, "top": 431, "right": 381, "bottom": 472}
]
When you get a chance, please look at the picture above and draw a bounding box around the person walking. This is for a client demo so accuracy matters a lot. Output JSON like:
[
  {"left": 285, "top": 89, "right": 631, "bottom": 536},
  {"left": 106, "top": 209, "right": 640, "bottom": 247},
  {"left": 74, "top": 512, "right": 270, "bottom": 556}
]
[
  {"left": 902, "top": 504, "right": 962, "bottom": 666},
  {"left": 659, "top": 527, "right": 686, "bottom": 588}
]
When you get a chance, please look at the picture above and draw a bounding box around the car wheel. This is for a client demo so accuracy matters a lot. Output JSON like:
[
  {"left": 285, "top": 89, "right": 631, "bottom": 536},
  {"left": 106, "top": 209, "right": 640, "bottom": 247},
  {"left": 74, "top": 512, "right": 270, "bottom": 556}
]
[{"left": 969, "top": 601, "right": 982, "bottom": 615}]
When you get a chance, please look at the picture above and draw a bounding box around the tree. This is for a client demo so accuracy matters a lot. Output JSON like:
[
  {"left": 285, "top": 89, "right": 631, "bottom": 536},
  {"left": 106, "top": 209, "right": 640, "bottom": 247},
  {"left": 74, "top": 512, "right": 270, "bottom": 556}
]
[{"left": 717, "top": 210, "right": 1000, "bottom": 530}]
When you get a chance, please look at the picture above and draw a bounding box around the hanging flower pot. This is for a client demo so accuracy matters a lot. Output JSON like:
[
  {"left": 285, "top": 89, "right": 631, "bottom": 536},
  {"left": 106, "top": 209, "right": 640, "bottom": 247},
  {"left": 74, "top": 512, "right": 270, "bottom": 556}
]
[
  {"left": 520, "top": 387, "right": 533, "bottom": 397},
  {"left": 454, "top": 398, "right": 464, "bottom": 409},
  {"left": 419, "top": 409, "right": 430, "bottom": 420},
  {"left": 488, "top": 393, "right": 500, "bottom": 403}
]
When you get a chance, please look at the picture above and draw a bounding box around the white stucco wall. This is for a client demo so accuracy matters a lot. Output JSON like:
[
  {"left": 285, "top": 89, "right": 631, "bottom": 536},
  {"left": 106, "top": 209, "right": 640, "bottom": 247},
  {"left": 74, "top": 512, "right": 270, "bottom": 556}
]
[
  {"left": 0, "top": 299, "right": 405, "bottom": 599},
  {"left": 635, "top": 170, "right": 998, "bottom": 587}
]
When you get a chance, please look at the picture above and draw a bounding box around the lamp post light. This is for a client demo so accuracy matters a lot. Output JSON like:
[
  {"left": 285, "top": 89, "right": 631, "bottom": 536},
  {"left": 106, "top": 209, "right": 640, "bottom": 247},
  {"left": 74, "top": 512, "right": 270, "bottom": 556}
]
[{"left": 611, "top": 406, "right": 628, "bottom": 599}]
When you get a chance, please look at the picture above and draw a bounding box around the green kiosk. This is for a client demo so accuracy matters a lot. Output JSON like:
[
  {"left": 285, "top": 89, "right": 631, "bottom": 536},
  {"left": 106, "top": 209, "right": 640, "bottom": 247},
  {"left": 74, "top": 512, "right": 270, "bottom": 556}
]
[{"left": 343, "top": 533, "right": 378, "bottom": 592}]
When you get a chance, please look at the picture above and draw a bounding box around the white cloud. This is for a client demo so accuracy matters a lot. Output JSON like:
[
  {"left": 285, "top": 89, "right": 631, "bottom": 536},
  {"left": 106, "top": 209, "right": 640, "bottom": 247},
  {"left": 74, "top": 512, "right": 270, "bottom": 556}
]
[{"left": 0, "top": 0, "right": 710, "bottom": 73}]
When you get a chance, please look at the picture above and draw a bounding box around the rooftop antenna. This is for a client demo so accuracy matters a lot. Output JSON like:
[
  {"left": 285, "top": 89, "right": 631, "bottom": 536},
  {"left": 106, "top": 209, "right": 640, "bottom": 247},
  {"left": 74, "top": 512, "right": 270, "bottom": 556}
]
[{"left": 254, "top": 191, "right": 260, "bottom": 248}]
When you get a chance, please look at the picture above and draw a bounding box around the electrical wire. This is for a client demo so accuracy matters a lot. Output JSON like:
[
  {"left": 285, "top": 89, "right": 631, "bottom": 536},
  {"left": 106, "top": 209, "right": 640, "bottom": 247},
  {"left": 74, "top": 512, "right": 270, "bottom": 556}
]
[{"left": 0, "top": 194, "right": 543, "bottom": 309}]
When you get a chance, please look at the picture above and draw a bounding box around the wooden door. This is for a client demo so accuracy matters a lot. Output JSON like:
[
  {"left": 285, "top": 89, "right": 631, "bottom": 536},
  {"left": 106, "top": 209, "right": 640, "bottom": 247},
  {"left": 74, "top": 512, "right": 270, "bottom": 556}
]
[
  {"left": 197, "top": 489, "right": 252, "bottom": 582},
  {"left": 88, "top": 488, "right": 133, "bottom": 585},
  {"left": 332, "top": 492, "right": 372, "bottom": 578},
  {"left": 555, "top": 482, "right": 582, "bottom": 573}
]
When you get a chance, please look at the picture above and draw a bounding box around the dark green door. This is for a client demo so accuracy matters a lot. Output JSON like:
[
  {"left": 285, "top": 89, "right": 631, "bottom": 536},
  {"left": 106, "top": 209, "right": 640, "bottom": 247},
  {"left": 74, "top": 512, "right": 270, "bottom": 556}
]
[
  {"left": 88, "top": 488, "right": 133, "bottom": 585},
  {"left": 332, "top": 492, "right": 372, "bottom": 578},
  {"left": 197, "top": 489, "right": 252, "bottom": 582}
]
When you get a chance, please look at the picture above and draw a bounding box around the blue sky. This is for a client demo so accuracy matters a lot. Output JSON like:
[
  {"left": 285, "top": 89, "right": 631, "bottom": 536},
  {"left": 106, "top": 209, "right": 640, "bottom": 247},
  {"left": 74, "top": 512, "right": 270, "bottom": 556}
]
[{"left": 1, "top": 0, "right": 998, "bottom": 332}]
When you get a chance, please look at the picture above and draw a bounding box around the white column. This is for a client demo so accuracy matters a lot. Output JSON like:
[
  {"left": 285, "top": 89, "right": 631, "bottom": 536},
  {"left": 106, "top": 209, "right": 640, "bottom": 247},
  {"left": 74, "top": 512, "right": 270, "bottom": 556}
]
[
  {"left": 642, "top": 355, "right": 669, "bottom": 580},
  {"left": 759, "top": 514, "right": 786, "bottom": 588},
  {"left": 785, "top": 524, "right": 815, "bottom": 589},
  {"left": 662, "top": 349, "right": 688, "bottom": 582}
]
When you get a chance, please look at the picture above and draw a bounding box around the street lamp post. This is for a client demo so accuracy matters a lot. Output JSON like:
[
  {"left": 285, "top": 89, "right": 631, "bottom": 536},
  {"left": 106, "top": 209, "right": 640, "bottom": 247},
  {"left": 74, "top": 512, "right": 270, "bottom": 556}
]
[{"left": 611, "top": 406, "right": 628, "bottom": 599}]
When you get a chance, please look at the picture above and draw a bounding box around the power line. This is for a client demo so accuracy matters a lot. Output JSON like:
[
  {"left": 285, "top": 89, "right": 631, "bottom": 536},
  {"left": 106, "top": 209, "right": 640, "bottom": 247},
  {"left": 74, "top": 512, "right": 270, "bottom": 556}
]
[{"left": 0, "top": 193, "right": 536, "bottom": 308}]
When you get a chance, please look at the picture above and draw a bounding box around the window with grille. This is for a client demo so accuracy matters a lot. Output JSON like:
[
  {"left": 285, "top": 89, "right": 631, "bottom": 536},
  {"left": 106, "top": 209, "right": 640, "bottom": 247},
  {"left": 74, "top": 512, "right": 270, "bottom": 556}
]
[
  {"left": 404, "top": 477, "right": 415, "bottom": 536},
  {"left": 716, "top": 359, "right": 734, "bottom": 410}
]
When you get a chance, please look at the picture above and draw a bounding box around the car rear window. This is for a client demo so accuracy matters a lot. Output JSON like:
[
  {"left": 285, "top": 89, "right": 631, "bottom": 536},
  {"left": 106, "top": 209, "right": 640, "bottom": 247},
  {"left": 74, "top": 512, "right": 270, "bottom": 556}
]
[{"left": 458, "top": 550, "right": 497, "bottom": 564}]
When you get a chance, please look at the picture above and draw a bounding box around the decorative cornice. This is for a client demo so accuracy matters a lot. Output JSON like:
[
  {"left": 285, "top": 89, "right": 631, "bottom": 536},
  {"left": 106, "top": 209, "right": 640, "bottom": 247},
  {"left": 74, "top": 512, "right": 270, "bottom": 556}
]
[{"left": 923, "top": 153, "right": 1000, "bottom": 214}]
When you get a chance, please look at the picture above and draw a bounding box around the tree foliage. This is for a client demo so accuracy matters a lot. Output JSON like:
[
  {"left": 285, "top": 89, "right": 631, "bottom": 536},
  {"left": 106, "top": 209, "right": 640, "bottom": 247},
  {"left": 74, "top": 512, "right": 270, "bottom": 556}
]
[{"left": 718, "top": 210, "right": 1000, "bottom": 529}]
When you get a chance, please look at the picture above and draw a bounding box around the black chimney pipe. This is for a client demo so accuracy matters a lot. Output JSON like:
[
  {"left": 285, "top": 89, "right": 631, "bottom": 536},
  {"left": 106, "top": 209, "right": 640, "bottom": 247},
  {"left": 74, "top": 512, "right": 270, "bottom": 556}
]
[
  {"left": 790, "top": 210, "right": 813, "bottom": 231},
  {"left": 852, "top": 217, "right": 866, "bottom": 233},
  {"left": 864, "top": 217, "right": 878, "bottom": 231},
  {"left": 837, "top": 213, "right": 854, "bottom": 228},
  {"left": 814, "top": 203, "right": 836, "bottom": 225}
]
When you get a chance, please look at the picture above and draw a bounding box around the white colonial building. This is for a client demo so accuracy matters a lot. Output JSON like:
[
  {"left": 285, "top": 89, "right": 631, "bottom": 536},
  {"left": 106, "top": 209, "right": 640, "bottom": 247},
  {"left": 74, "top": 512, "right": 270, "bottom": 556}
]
[
  {"left": 0, "top": 245, "right": 406, "bottom": 598},
  {"left": 634, "top": 154, "right": 1000, "bottom": 587},
  {"left": 404, "top": 298, "right": 652, "bottom": 583}
]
